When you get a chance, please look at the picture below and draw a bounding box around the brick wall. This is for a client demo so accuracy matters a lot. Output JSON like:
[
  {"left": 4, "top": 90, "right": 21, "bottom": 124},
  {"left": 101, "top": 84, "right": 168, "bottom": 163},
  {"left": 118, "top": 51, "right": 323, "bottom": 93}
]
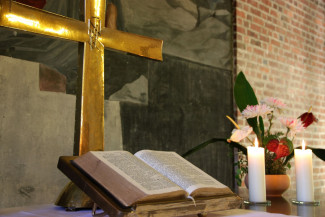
[{"left": 234, "top": 0, "right": 325, "bottom": 193}]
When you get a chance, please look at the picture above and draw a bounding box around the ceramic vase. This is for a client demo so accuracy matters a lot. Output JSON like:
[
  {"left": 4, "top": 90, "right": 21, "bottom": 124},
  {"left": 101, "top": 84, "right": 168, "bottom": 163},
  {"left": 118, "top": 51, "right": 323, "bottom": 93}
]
[{"left": 245, "top": 174, "right": 290, "bottom": 197}]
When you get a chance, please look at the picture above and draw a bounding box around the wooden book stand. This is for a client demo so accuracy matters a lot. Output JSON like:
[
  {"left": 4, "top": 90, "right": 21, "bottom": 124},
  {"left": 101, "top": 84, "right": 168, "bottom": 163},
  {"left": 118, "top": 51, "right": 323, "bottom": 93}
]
[{"left": 57, "top": 156, "right": 243, "bottom": 217}]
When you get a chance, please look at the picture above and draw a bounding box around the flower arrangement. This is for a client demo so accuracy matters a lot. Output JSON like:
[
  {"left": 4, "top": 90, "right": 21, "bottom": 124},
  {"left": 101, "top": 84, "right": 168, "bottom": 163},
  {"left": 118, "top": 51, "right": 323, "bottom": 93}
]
[
  {"left": 228, "top": 100, "right": 316, "bottom": 185},
  {"left": 182, "top": 71, "right": 325, "bottom": 186}
]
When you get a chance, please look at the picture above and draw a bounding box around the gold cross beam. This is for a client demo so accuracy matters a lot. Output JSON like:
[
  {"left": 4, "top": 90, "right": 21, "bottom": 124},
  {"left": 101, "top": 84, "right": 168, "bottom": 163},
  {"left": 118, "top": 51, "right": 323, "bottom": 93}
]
[{"left": 0, "top": 0, "right": 163, "bottom": 155}]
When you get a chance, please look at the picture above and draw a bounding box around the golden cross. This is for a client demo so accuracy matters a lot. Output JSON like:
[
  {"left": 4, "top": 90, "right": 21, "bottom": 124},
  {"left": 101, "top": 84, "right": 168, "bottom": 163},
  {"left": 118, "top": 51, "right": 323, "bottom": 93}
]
[{"left": 0, "top": 0, "right": 163, "bottom": 155}]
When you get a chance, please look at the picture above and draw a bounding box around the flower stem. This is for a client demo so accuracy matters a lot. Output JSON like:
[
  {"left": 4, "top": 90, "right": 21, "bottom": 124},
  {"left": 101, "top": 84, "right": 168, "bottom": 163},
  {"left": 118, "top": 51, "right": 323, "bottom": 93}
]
[
  {"left": 246, "top": 137, "right": 255, "bottom": 146},
  {"left": 226, "top": 115, "right": 240, "bottom": 129},
  {"left": 267, "top": 111, "right": 274, "bottom": 136},
  {"left": 285, "top": 127, "right": 290, "bottom": 137},
  {"left": 308, "top": 106, "right": 312, "bottom": 113}
]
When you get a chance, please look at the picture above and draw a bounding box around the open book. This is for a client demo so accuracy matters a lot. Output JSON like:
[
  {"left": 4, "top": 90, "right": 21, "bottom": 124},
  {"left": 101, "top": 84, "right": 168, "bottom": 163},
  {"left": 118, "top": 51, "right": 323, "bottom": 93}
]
[{"left": 71, "top": 150, "right": 234, "bottom": 208}]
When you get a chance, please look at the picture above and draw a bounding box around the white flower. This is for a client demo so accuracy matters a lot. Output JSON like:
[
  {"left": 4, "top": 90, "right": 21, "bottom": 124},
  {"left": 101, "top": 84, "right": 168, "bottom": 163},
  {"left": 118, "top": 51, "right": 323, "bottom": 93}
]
[
  {"left": 279, "top": 117, "right": 305, "bottom": 137},
  {"left": 229, "top": 126, "right": 253, "bottom": 142},
  {"left": 241, "top": 104, "right": 273, "bottom": 119},
  {"left": 261, "top": 97, "right": 286, "bottom": 109}
]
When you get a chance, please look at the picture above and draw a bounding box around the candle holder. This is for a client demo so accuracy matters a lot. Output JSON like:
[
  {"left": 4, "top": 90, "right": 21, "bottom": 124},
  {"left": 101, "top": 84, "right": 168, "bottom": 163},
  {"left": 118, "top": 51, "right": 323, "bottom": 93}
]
[
  {"left": 243, "top": 200, "right": 271, "bottom": 206},
  {"left": 291, "top": 199, "right": 320, "bottom": 206}
]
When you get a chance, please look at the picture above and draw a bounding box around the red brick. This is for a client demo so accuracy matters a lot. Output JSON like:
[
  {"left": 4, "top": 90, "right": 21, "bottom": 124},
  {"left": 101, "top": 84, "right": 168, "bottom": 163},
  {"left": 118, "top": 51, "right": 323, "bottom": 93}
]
[
  {"left": 236, "top": 8, "right": 246, "bottom": 19},
  {"left": 253, "top": 16, "right": 264, "bottom": 26},
  {"left": 265, "top": 22, "right": 275, "bottom": 31},
  {"left": 251, "top": 23, "right": 262, "bottom": 33},
  {"left": 236, "top": 26, "right": 246, "bottom": 34},
  {"left": 270, "top": 9, "right": 278, "bottom": 17},
  {"left": 251, "top": 7, "right": 262, "bottom": 17},
  {"left": 237, "top": 18, "right": 243, "bottom": 25},
  {"left": 259, "top": 3, "right": 269, "bottom": 13},
  {"left": 260, "top": 35, "right": 269, "bottom": 43},
  {"left": 261, "top": 0, "right": 272, "bottom": 7},
  {"left": 253, "top": 47, "right": 264, "bottom": 55},
  {"left": 271, "top": 39, "right": 281, "bottom": 47},
  {"left": 247, "top": 30, "right": 258, "bottom": 38},
  {"left": 247, "top": 0, "right": 258, "bottom": 7},
  {"left": 251, "top": 39, "right": 261, "bottom": 47}
]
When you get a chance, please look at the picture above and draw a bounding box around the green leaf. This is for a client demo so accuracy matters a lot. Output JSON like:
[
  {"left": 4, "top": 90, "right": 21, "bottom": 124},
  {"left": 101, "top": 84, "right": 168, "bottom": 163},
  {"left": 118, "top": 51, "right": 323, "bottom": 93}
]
[
  {"left": 229, "top": 141, "right": 247, "bottom": 155},
  {"left": 235, "top": 168, "right": 244, "bottom": 186},
  {"left": 234, "top": 72, "right": 263, "bottom": 142},
  {"left": 182, "top": 138, "right": 227, "bottom": 157},
  {"left": 263, "top": 134, "right": 278, "bottom": 145},
  {"left": 287, "top": 162, "right": 291, "bottom": 169},
  {"left": 234, "top": 72, "right": 259, "bottom": 112},
  {"left": 259, "top": 116, "right": 265, "bottom": 142},
  {"left": 284, "top": 151, "right": 294, "bottom": 165},
  {"left": 181, "top": 138, "right": 247, "bottom": 158},
  {"left": 282, "top": 138, "right": 294, "bottom": 154},
  {"left": 309, "top": 147, "right": 325, "bottom": 161},
  {"left": 284, "top": 147, "right": 325, "bottom": 165}
]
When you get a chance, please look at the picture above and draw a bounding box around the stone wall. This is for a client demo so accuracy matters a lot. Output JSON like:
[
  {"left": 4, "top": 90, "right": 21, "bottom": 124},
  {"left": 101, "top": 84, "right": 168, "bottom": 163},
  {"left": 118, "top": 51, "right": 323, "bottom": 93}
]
[{"left": 235, "top": 0, "right": 325, "bottom": 193}]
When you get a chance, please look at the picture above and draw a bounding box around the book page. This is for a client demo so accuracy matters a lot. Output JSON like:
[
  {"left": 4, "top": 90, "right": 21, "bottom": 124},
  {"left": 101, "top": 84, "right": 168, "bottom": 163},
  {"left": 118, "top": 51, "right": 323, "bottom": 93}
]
[
  {"left": 135, "top": 150, "right": 230, "bottom": 195},
  {"left": 92, "top": 151, "right": 183, "bottom": 195}
]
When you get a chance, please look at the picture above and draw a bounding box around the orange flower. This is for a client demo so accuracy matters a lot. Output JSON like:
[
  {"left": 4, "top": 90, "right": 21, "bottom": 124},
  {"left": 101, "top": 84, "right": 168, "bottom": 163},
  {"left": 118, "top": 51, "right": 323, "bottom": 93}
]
[{"left": 266, "top": 139, "right": 290, "bottom": 160}]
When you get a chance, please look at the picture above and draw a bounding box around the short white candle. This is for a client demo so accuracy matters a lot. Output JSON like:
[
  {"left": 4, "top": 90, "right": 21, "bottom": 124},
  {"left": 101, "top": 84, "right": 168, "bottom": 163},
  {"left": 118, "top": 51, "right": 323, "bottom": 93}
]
[
  {"left": 247, "top": 138, "right": 266, "bottom": 202},
  {"left": 294, "top": 140, "right": 314, "bottom": 202}
]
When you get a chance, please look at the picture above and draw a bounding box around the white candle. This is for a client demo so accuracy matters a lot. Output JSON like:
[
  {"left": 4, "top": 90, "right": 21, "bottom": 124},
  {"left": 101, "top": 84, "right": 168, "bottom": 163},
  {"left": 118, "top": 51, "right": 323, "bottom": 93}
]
[
  {"left": 247, "top": 138, "right": 266, "bottom": 202},
  {"left": 294, "top": 140, "right": 314, "bottom": 202}
]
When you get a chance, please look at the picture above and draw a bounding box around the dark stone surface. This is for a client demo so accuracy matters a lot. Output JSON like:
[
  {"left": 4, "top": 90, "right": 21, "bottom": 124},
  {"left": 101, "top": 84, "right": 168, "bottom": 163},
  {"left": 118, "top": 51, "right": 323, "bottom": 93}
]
[
  {"left": 114, "top": 0, "right": 233, "bottom": 69},
  {"left": 104, "top": 50, "right": 149, "bottom": 100},
  {"left": 120, "top": 55, "right": 235, "bottom": 189}
]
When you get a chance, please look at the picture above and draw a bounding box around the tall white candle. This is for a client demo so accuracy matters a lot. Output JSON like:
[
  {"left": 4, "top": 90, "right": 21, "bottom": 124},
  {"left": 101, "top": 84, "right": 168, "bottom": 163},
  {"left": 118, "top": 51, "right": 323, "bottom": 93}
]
[
  {"left": 247, "top": 138, "right": 266, "bottom": 202},
  {"left": 294, "top": 140, "right": 314, "bottom": 202}
]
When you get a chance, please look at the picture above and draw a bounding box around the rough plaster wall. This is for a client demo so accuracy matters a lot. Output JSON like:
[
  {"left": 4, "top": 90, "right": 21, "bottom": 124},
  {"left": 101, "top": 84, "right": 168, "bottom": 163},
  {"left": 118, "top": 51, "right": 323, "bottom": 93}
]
[
  {"left": 0, "top": 56, "right": 122, "bottom": 208},
  {"left": 0, "top": 56, "right": 74, "bottom": 208}
]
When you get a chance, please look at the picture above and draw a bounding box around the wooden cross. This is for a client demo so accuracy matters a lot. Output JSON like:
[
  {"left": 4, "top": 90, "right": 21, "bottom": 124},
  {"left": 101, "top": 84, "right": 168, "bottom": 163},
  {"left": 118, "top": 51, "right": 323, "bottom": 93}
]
[{"left": 0, "top": 0, "right": 163, "bottom": 155}]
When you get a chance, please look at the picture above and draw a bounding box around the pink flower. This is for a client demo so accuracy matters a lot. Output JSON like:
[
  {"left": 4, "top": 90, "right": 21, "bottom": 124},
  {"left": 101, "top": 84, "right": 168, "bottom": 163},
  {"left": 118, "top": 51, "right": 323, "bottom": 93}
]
[
  {"left": 241, "top": 104, "right": 273, "bottom": 119},
  {"left": 279, "top": 117, "right": 305, "bottom": 137},
  {"left": 229, "top": 126, "right": 253, "bottom": 142},
  {"left": 261, "top": 97, "right": 286, "bottom": 109}
]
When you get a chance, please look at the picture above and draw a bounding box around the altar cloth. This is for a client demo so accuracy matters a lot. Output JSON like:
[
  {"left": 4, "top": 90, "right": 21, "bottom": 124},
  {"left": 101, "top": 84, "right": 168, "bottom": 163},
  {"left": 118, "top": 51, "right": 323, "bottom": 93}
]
[{"left": 0, "top": 204, "right": 300, "bottom": 217}]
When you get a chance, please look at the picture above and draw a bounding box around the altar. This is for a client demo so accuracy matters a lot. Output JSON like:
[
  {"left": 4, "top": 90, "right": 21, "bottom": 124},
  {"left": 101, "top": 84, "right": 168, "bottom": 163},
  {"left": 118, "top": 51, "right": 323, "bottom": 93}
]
[
  {"left": 1, "top": 189, "right": 324, "bottom": 217},
  {"left": 0, "top": 204, "right": 317, "bottom": 217},
  {"left": 0, "top": 205, "right": 302, "bottom": 217}
]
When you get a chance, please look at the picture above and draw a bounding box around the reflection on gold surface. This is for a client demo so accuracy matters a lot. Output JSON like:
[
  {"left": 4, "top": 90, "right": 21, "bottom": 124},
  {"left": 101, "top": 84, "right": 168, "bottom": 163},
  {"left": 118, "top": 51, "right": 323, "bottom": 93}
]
[
  {"left": 79, "top": 41, "right": 105, "bottom": 155},
  {"left": 77, "top": 0, "right": 106, "bottom": 155},
  {"left": 94, "top": 0, "right": 102, "bottom": 17},
  {"left": 100, "top": 28, "right": 163, "bottom": 61},
  {"left": 0, "top": 0, "right": 163, "bottom": 60},
  {"left": 5, "top": 13, "right": 69, "bottom": 37},
  {"left": 5, "top": 14, "right": 40, "bottom": 27},
  {"left": 0, "top": 0, "right": 89, "bottom": 42},
  {"left": 44, "top": 27, "right": 68, "bottom": 35}
]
